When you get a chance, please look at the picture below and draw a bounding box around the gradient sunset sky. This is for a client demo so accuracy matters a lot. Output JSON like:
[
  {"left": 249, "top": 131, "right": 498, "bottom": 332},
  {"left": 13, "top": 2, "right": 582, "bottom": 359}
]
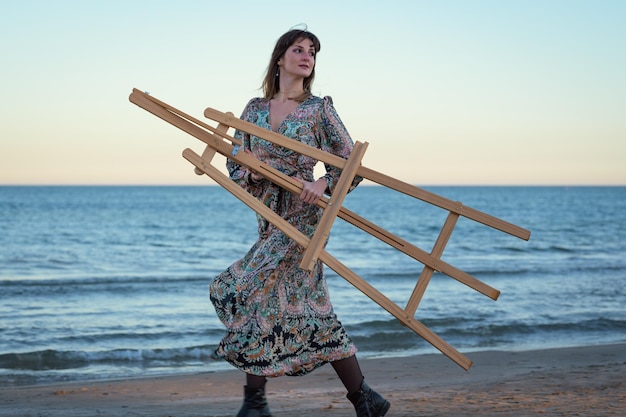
[{"left": 1, "top": 0, "right": 624, "bottom": 185}]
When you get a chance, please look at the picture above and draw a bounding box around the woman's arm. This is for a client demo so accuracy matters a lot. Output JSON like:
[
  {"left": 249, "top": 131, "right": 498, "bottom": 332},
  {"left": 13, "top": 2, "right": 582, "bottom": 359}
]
[
  {"left": 318, "top": 96, "right": 363, "bottom": 195},
  {"left": 226, "top": 99, "right": 266, "bottom": 196}
]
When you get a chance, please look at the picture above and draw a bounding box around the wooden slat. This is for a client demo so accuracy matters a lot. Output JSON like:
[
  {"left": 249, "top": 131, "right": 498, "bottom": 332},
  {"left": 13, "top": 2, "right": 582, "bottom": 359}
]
[
  {"left": 130, "top": 89, "right": 241, "bottom": 145},
  {"left": 300, "top": 141, "right": 368, "bottom": 271}
]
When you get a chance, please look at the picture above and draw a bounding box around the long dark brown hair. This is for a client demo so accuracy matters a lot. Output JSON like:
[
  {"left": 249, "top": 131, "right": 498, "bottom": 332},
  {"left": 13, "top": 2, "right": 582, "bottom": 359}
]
[{"left": 261, "top": 29, "right": 321, "bottom": 103}]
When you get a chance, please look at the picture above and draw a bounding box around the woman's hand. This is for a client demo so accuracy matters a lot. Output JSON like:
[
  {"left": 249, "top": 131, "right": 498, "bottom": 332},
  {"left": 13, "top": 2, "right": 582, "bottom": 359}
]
[
  {"left": 243, "top": 148, "right": 263, "bottom": 183},
  {"left": 294, "top": 177, "right": 327, "bottom": 204}
]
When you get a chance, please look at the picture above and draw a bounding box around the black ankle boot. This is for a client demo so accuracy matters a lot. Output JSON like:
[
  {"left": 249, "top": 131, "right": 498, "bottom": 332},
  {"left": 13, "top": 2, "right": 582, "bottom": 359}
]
[
  {"left": 346, "top": 379, "right": 390, "bottom": 417},
  {"left": 236, "top": 384, "right": 273, "bottom": 417}
]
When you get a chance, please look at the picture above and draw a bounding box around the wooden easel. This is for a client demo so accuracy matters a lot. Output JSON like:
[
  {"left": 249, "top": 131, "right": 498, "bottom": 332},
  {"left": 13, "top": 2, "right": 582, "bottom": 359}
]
[{"left": 129, "top": 88, "right": 530, "bottom": 370}]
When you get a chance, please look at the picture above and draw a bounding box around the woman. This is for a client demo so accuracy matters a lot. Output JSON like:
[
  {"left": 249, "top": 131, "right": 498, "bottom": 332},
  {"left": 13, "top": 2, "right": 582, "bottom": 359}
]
[{"left": 209, "top": 27, "right": 390, "bottom": 417}]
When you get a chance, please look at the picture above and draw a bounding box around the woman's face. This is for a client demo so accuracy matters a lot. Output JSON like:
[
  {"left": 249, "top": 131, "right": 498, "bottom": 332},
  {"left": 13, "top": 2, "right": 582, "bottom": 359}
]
[{"left": 278, "top": 37, "right": 316, "bottom": 79}]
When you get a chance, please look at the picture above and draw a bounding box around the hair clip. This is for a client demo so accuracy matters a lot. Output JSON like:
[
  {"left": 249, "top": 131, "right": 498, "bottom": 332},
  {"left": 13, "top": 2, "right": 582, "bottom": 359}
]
[{"left": 289, "top": 23, "right": 308, "bottom": 32}]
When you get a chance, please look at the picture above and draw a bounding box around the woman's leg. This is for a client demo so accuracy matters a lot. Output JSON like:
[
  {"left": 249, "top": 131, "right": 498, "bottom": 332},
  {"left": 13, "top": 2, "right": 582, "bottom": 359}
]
[
  {"left": 331, "top": 355, "right": 364, "bottom": 394},
  {"left": 332, "top": 356, "right": 390, "bottom": 417},
  {"left": 246, "top": 374, "right": 267, "bottom": 390},
  {"left": 237, "top": 374, "right": 272, "bottom": 417}
]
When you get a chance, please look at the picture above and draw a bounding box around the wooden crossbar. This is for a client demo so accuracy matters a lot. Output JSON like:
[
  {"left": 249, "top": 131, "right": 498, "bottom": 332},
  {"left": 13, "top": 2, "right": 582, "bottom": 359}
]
[
  {"left": 405, "top": 211, "right": 459, "bottom": 316},
  {"left": 129, "top": 88, "right": 531, "bottom": 370},
  {"left": 300, "top": 141, "right": 368, "bottom": 270},
  {"left": 193, "top": 118, "right": 231, "bottom": 171}
]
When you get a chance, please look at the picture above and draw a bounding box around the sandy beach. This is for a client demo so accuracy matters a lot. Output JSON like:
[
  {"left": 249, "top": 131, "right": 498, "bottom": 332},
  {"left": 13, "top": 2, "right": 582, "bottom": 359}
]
[{"left": 1, "top": 343, "right": 623, "bottom": 417}]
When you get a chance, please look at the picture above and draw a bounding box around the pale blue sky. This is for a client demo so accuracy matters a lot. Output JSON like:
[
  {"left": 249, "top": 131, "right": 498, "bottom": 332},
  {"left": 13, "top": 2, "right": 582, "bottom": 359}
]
[{"left": 1, "top": 0, "right": 624, "bottom": 185}]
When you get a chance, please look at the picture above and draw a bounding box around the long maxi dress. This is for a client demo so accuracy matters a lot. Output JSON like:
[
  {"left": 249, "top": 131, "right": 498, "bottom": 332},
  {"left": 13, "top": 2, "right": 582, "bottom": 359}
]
[{"left": 210, "top": 95, "right": 362, "bottom": 377}]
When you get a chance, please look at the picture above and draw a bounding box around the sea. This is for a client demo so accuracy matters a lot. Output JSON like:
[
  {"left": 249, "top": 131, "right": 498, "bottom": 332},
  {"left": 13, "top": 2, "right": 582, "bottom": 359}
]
[{"left": 1, "top": 185, "right": 624, "bottom": 387}]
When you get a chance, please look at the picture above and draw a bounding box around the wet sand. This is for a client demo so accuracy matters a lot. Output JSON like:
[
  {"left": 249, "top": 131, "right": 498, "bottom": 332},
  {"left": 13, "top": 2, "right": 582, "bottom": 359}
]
[{"left": 1, "top": 343, "right": 624, "bottom": 416}]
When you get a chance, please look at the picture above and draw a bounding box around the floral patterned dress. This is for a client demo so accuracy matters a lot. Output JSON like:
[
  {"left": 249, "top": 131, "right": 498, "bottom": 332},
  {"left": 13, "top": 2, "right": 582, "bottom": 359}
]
[{"left": 209, "top": 95, "right": 362, "bottom": 377}]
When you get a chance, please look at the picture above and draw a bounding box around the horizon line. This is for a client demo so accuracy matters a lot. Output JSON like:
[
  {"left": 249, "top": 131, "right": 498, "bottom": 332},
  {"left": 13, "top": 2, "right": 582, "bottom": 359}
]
[{"left": 1, "top": 183, "right": 624, "bottom": 187}]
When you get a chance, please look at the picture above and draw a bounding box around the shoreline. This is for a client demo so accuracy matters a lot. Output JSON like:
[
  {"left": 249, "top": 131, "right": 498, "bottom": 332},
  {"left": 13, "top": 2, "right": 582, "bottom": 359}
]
[{"left": 1, "top": 343, "right": 624, "bottom": 416}]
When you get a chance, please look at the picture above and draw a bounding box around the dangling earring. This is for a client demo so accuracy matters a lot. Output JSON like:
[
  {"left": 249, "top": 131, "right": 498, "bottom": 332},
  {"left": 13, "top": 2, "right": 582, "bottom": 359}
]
[{"left": 276, "top": 68, "right": 279, "bottom": 77}]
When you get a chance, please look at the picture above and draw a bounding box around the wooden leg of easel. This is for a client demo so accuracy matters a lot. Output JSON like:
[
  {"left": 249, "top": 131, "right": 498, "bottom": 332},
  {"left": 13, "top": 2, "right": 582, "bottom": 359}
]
[
  {"left": 321, "top": 248, "right": 473, "bottom": 370},
  {"left": 405, "top": 211, "right": 460, "bottom": 316},
  {"left": 299, "top": 141, "right": 368, "bottom": 271}
]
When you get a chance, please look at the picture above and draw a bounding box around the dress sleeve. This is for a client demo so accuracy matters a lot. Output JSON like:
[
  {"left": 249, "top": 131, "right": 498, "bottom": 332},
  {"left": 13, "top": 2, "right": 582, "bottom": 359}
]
[
  {"left": 318, "top": 96, "right": 363, "bottom": 195},
  {"left": 226, "top": 98, "right": 265, "bottom": 197}
]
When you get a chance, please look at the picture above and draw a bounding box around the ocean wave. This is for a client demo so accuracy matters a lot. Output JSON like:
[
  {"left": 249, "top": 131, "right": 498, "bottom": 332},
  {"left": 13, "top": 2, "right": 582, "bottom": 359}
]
[
  {"left": 0, "top": 274, "right": 210, "bottom": 287},
  {"left": 0, "top": 345, "right": 219, "bottom": 371},
  {"left": 346, "top": 317, "right": 626, "bottom": 341},
  {"left": 52, "top": 328, "right": 225, "bottom": 345}
]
